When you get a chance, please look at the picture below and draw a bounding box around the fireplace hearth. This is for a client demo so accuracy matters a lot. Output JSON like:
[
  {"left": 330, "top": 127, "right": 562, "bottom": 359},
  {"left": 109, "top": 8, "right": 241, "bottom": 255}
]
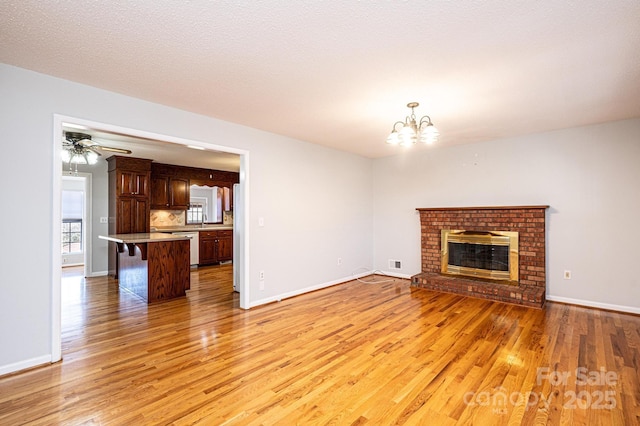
[{"left": 411, "top": 206, "right": 548, "bottom": 308}]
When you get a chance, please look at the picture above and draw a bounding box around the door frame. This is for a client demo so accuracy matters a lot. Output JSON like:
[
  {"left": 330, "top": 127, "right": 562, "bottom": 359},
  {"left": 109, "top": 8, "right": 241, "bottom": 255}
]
[{"left": 51, "top": 114, "right": 251, "bottom": 363}]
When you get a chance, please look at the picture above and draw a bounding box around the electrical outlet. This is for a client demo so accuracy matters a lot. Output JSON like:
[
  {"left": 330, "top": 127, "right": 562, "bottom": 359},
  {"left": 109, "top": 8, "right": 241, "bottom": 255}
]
[
  {"left": 564, "top": 270, "right": 572, "bottom": 280},
  {"left": 338, "top": 258, "right": 342, "bottom": 265},
  {"left": 259, "top": 270, "right": 265, "bottom": 280},
  {"left": 99, "top": 217, "right": 108, "bottom": 224}
]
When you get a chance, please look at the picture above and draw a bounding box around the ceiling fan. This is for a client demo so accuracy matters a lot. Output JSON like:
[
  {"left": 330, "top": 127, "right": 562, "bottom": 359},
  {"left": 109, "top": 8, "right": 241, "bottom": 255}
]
[{"left": 62, "top": 131, "right": 132, "bottom": 173}]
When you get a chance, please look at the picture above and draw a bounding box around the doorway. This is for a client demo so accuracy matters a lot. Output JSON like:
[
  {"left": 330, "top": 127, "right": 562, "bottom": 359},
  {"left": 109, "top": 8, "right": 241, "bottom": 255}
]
[
  {"left": 51, "top": 115, "right": 251, "bottom": 363},
  {"left": 61, "top": 173, "right": 92, "bottom": 276}
]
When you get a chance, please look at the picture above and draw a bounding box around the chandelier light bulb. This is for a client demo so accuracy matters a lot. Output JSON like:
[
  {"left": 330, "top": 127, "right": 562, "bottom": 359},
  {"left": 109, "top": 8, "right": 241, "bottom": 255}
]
[
  {"left": 86, "top": 151, "right": 99, "bottom": 165},
  {"left": 399, "top": 125, "right": 417, "bottom": 146},
  {"left": 61, "top": 149, "right": 71, "bottom": 163},
  {"left": 419, "top": 124, "right": 440, "bottom": 144},
  {"left": 71, "top": 153, "right": 86, "bottom": 164},
  {"left": 386, "top": 131, "right": 400, "bottom": 145}
]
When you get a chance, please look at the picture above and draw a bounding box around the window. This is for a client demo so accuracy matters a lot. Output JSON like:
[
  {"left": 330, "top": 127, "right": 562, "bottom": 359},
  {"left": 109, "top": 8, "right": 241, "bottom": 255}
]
[
  {"left": 62, "top": 219, "right": 82, "bottom": 253},
  {"left": 62, "top": 189, "right": 84, "bottom": 254},
  {"left": 187, "top": 202, "right": 204, "bottom": 224}
]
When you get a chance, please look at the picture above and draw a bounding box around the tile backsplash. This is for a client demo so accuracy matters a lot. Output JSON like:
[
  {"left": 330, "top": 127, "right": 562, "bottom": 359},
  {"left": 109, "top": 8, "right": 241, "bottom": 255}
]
[
  {"left": 223, "top": 210, "right": 233, "bottom": 225},
  {"left": 150, "top": 210, "right": 186, "bottom": 227}
]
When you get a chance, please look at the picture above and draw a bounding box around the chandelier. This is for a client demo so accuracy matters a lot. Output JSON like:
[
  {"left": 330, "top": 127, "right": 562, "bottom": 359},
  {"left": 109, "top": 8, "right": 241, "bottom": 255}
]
[{"left": 386, "top": 102, "right": 439, "bottom": 146}]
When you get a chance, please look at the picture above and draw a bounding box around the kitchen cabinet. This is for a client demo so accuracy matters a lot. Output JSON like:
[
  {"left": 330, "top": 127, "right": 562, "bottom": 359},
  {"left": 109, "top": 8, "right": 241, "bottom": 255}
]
[
  {"left": 116, "top": 197, "right": 149, "bottom": 234},
  {"left": 117, "top": 170, "right": 149, "bottom": 197},
  {"left": 216, "top": 230, "right": 233, "bottom": 262},
  {"left": 107, "top": 156, "right": 153, "bottom": 277},
  {"left": 150, "top": 175, "right": 189, "bottom": 209},
  {"left": 151, "top": 162, "right": 237, "bottom": 217},
  {"left": 199, "top": 230, "right": 233, "bottom": 265}
]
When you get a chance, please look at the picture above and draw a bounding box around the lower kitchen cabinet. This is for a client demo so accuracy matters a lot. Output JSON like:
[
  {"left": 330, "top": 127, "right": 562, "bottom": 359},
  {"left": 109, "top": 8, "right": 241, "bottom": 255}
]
[{"left": 199, "top": 230, "right": 233, "bottom": 265}]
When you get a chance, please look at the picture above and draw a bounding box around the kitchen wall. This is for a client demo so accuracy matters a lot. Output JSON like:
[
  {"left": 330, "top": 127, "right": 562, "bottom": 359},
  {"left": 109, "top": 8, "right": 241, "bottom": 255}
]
[
  {"left": 372, "top": 118, "right": 640, "bottom": 313},
  {"left": 0, "top": 63, "right": 373, "bottom": 374}
]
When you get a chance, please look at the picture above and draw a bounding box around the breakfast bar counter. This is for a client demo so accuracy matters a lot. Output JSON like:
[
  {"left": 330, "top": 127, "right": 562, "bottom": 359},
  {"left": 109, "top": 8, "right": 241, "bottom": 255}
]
[{"left": 99, "top": 233, "right": 191, "bottom": 303}]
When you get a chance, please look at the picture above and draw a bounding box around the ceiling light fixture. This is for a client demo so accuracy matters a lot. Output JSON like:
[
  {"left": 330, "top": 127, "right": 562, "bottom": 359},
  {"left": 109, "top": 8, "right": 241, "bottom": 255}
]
[
  {"left": 62, "top": 133, "right": 99, "bottom": 175},
  {"left": 386, "top": 102, "right": 439, "bottom": 146},
  {"left": 62, "top": 132, "right": 132, "bottom": 175}
]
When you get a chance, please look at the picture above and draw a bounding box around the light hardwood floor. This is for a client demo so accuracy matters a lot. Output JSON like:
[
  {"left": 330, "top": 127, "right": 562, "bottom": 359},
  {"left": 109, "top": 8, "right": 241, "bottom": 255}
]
[{"left": 1, "top": 266, "right": 639, "bottom": 425}]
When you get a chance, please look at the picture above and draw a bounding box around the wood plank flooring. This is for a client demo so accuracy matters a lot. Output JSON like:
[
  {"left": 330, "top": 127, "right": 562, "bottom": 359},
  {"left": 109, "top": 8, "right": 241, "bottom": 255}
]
[{"left": 1, "top": 266, "right": 639, "bottom": 425}]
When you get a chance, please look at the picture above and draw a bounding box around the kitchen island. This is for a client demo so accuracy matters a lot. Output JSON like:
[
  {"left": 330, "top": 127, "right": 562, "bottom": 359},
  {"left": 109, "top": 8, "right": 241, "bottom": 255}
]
[{"left": 99, "top": 233, "right": 191, "bottom": 303}]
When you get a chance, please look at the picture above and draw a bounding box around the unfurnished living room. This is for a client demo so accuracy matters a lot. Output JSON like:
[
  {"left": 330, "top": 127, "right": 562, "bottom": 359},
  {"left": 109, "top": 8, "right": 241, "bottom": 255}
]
[{"left": 1, "top": 2, "right": 639, "bottom": 425}]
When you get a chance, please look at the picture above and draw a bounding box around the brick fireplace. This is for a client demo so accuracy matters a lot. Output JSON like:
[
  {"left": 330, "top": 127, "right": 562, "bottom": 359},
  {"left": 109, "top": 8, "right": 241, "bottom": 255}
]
[{"left": 411, "top": 206, "right": 548, "bottom": 308}]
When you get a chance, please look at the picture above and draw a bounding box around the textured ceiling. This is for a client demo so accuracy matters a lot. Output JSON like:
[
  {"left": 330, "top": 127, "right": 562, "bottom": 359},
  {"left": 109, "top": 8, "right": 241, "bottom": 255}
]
[{"left": 2, "top": 1, "right": 640, "bottom": 159}]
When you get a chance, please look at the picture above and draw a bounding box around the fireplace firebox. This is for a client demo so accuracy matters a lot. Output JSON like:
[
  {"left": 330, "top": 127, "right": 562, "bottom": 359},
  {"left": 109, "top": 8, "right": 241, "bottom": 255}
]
[{"left": 441, "top": 230, "right": 518, "bottom": 283}]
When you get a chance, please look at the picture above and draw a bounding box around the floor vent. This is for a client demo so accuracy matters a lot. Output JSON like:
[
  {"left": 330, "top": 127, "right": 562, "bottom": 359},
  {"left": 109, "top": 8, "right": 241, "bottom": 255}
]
[{"left": 389, "top": 260, "right": 402, "bottom": 270}]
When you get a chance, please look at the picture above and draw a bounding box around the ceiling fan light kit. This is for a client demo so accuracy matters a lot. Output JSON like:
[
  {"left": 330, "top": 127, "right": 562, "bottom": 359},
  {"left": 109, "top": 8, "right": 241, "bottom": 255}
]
[
  {"left": 386, "top": 102, "right": 439, "bottom": 147},
  {"left": 62, "top": 131, "right": 132, "bottom": 174}
]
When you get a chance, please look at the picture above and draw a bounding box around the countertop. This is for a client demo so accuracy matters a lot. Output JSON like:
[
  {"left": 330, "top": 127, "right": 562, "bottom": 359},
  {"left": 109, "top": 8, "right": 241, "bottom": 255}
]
[
  {"left": 98, "top": 233, "right": 192, "bottom": 244},
  {"left": 152, "top": 225, "right": 233, "bottom": 232}
]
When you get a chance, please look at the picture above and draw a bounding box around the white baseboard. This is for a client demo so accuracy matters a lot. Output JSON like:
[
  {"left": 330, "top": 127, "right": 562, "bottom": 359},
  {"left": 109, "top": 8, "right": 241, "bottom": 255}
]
[
  {"left": 249, "top": 270, "right": 374, "bottom": 308},
  {"left": 0, "top": 354, "right": 51, "bottom": 377},
  {"left": 546, "top": 295, "right": 640, "bottom": 315},
  {"left": 377, "top": 270, "right": 414, "bottom": 280},
  {"left": 88, "top": 270, "right": 108, "bottom": 277}
]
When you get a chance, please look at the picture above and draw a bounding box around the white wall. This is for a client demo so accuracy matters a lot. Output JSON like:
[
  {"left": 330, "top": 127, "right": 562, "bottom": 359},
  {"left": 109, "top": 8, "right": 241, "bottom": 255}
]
[
  {"left": 373, "top": 118, "right": 640, "bottom": 313},
  {"left": 0, "top": 63, "right": 373, "bottom": 374}
]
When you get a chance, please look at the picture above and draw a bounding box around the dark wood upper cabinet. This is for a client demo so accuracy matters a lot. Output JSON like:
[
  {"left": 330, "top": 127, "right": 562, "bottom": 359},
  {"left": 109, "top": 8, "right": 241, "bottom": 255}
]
[
  {"left": 169, "top": 177, "right": 189, "bottom": 209},
  {"left": 150, "top": 176, "right": 170, "bottom": 208},
  {"left": 151, "top": 163, "right": 238, "bottom": 211},
  {"left": 107, "top": 156, "right": 152, "bottom": 234},
  {"left": 150, "top": 172, "right": 190, "bottom": 210},
  {"left": 152, "top": 162, "right": 239, "bottom": 187},
  {"left": 118, "top": 170, "right": 149, "bottom": 197},
  {"left": 107, "top": 155, "right": 153, "bottom": 278}
]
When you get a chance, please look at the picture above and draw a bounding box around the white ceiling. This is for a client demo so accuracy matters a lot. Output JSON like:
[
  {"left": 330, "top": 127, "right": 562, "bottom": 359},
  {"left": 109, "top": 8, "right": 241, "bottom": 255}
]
[{"left": 2, "top": 1, "right": 640, "bottom": 160}]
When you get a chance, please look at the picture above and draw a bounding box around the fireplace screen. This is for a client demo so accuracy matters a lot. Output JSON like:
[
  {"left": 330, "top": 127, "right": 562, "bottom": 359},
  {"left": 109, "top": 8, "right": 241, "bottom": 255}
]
[{"left": 441, "top": 230, "right": 519, "bottom": 283}]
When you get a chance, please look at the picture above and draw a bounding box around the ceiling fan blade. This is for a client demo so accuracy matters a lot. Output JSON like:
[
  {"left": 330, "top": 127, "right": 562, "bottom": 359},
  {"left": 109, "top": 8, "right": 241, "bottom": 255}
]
[
  {"left": 96, "top": 146, "right": 133, "bottom": 154},
  {"left": 64, "top": 132, "right": 132, "bottom": 155}
]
